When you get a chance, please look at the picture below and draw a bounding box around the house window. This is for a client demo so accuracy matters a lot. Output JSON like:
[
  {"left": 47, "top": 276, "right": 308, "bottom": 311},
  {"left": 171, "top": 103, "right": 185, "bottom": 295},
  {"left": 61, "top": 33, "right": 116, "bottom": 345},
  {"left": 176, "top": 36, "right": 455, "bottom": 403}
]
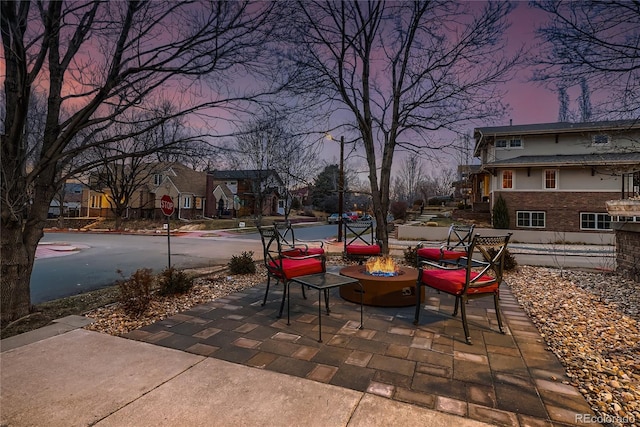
[
  {"left": 195, "top": 197, "right": 202, "bottom": 209},
  {"left": 153, "top": 174, "right": 163, "bottom": 186},
  {"left": 182, "top": 196, "right": 191, "bottom": 209},
  {"left": 517, "top": 211, "right": 545, "bottom": 228},
  {"left": 581, "top": 213, "right": 612, "bottom": 230},
  {"left": 495, "top": 138, "right": 523, "bottom": 149},
  {"left": 544, "top": 169, "right": 558, "bottom": 189},
  {"left": 90, "top": 195, "right": 101, "bottom": 208},
  {"left": 509, "top": 138, "right": 523, "bottom": 148},
  {"left": 501, "top": 170, "right": 514, "bottom": 189},
  {"left": 592, "top": 134, "right": 610, "bottom": 145}
]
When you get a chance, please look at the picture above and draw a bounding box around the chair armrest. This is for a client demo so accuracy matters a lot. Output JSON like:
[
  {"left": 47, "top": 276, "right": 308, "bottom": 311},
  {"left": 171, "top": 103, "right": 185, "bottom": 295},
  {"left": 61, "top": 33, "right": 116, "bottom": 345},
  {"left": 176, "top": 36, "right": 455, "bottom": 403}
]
[
  {"left": 418, "top": 260, "right": 463, "bottom": 271},
  {"left": 296, "top": 239, "right": 325, "bottom": 248},
  {"left": 281, "top": 253, "right": 326, "bottom": 261},
  {"left": 444, "top": 243, "right": 471, "bottom": 251}
]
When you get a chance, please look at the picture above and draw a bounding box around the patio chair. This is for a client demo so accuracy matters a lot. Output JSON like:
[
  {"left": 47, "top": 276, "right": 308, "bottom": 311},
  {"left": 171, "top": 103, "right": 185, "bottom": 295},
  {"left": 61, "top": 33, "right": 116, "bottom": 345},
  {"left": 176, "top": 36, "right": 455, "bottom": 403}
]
[
  {"left": 343, "top": 221, "right": 381, "bottom": 263},
  {"left": 413, "top": 233, "right": 512, "bottom": 345},
  {"left": 257, "top": 225, "right": 326, "bottom": 318},
  {"left": 416, "top": 224, "right": 475, "bottom": 266},
  {"left": 274, "top": 221, "right": 325, "bottom": 257}
]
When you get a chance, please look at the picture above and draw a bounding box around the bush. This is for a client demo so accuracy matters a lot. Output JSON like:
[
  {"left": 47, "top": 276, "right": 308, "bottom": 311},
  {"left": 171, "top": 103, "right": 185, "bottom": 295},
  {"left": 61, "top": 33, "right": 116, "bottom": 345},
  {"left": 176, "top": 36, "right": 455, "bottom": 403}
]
[
  {"left": 291, "top": 198, "right": 301, "bottom": 210},
  {"left": 487, "top": 247, "right": 518, "bottom": 271},
  {"left": 117, "top": 268, "right": 154, "bottom": 316},
  {"left": 228, "top": 251, "right": 256, "bottom": 274},
  {"left": 390, "top": 201, "right": 408, "bottom": 221},
  {"left": 492, "top": 194, "right": 509, "bottom": 229},
  {"left": 403, "top": 245, "right": 419, "bottom": 267},
  {"left": 158, "top": 267, "right": 193, "bottom": 296}
]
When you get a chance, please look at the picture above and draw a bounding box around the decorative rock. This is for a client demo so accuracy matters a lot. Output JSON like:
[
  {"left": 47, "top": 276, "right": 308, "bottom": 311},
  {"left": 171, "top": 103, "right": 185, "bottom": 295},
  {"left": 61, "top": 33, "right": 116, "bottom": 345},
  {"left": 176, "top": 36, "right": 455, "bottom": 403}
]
[{"left": 507, "top": 266, "right": 639, "bottom": 427}]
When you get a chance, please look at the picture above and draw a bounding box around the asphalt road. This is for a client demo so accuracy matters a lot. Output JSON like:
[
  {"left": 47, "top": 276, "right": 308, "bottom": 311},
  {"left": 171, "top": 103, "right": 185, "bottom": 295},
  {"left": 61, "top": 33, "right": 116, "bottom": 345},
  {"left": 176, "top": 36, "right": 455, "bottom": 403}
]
[{"left": 33, "top": 232, "right": 265, "bottom": 304}]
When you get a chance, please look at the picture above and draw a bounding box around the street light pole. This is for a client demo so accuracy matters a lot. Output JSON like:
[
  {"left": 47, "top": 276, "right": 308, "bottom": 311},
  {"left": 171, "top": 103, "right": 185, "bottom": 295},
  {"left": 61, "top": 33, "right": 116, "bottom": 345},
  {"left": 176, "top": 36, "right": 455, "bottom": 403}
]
[{"left": 338, "top": 135, "right": 344, "bottom": 242}]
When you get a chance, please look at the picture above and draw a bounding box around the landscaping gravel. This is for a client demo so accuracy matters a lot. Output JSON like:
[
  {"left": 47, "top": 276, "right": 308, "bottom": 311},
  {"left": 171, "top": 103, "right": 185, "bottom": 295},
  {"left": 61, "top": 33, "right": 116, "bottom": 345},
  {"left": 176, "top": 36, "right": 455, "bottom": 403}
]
[{"left": 507, "top": 266, "right": 639, "bottom": 427}]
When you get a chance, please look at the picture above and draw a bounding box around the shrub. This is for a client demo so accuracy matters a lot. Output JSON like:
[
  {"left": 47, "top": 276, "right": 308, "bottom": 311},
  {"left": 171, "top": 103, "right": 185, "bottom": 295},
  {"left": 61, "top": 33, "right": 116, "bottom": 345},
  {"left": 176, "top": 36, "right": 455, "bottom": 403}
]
[
  {"left": 492, "top": 194, "right": 509, "bottom": 229},
  {"left": 291, "top": 198, "right": 301, "bottom": 210},
  {"left": 390, "top": 201, "right": 408, "bottom": 221},
  {"left": 117, "top": 268, "right": 154, "bottom": 316},
  {"left": 228, "top": 251, "right": 256, "bottom": 274},
  {"left": 403, "top": 245, "right": 419, "bottom": 267},
  {"left": 487, "top": 247, "right": 518, "bottom": 271},
  {"left": 158, "top": 267, "right": 193, "bottom": 296}
]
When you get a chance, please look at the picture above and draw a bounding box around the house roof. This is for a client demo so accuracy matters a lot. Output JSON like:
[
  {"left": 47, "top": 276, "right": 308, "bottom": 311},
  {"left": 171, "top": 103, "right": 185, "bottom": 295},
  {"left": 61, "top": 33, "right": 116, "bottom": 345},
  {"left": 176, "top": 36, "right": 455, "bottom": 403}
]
[
  {"left": 164, "top": 164, "right": 206, "bottom": 195},
  {"left": 484, "top": 152, "right": 640, "bottom": 169},
  {"left": 473, "top": 119, "right": 640, "bottom": 157},
  {"left": 475, "top": 119, "right": 640, "bottom": 136}
]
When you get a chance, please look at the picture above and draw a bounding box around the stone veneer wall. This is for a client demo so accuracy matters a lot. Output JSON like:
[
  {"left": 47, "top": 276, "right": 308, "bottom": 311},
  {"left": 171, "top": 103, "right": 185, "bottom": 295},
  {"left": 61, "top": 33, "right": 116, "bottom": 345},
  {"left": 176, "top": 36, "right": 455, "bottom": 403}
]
[
  {"left": 613, "top": 222, "right": 640, "bottom": 283},
  {"left": 494, "top": 191, "right": 615, "bottom": 233}
]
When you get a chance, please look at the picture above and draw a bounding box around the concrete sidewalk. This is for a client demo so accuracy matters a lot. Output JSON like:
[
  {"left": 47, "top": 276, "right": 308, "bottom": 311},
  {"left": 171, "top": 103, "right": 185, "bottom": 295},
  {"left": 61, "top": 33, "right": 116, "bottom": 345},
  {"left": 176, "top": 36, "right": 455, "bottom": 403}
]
[{"left": 1, "top": 328, "right": 492, "bottom": 427}]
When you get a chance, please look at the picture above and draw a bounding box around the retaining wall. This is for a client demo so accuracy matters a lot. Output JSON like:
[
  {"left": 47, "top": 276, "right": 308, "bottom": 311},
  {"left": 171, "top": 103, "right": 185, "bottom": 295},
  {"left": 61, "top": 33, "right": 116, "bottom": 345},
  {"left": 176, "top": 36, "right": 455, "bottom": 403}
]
[
  {"left": 396, "top": 224, "right": 614, "bottom": 245},
  {"left": 613, "top": 222, "right": 640, "bottom": 282}
]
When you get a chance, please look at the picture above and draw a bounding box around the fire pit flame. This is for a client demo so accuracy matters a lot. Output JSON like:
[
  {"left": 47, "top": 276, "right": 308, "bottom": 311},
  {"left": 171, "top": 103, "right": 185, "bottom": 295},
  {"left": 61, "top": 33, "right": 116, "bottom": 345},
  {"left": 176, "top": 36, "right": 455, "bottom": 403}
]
[{"left": 365, "top": 256, "right": 399, "bottom": 277}]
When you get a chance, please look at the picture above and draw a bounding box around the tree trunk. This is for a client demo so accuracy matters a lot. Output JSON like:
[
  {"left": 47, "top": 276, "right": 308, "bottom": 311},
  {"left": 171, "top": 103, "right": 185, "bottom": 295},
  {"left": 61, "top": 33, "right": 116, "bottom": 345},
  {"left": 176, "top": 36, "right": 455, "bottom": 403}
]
[{"left": 1, "top": 221, "right": 37, "bottom": 324}]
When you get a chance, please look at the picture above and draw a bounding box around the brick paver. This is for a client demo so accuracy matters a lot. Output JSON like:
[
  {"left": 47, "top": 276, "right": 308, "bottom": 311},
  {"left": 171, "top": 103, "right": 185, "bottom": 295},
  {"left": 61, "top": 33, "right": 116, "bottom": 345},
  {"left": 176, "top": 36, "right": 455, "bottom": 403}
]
[{"left": 124, "top": 270, "right": 598, "bottom": 426}]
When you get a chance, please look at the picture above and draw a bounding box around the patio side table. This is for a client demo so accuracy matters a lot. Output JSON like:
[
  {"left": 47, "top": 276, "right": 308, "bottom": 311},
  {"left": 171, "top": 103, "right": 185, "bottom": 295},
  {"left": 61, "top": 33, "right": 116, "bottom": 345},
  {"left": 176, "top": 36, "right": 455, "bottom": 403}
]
[{"left": 289, "top": 272, "right": 364, "bottom": 342}]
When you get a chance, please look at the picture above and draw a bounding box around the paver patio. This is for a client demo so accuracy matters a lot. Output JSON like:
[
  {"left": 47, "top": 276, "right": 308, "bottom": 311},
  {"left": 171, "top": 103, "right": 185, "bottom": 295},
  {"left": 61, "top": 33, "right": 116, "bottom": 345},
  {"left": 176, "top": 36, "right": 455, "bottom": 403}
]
[{"left": 124, "top": 266, "right": 596, "bottom": 426}]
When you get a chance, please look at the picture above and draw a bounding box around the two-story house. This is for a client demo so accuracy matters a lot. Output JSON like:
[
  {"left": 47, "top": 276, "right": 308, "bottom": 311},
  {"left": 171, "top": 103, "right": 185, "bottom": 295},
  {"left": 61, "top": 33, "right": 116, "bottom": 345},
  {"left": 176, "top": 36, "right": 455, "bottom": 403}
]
[
  {"left": 206, "top": 170, "right": 287, "bottom": 218},
  {"left": 473, "top": 120, "right": 640, "bottom": 233},
  {"left": 82, "top": 162, "right": 206, "bottom": 220}
]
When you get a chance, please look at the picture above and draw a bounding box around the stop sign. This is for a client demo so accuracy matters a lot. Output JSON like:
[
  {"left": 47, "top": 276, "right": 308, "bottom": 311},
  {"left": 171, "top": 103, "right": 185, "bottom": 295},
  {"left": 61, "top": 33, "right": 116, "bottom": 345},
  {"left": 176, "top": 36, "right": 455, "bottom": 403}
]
[{"left": 160, "top": 195, "right": 174, "bottom": 216}]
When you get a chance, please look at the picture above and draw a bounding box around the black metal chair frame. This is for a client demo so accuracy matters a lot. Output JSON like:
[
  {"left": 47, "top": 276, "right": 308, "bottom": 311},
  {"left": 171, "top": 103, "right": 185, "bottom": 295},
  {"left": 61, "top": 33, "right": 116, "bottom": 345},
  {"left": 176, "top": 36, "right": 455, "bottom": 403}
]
[
  {"left": 343, "top": 220, "right": 381, "bottom": 264},
  {"left": 274, "top": 220, "right": 325, "bottom": 255},
  {"left": 257, "top": 225, "right": 326, "bottom": 318},
  {"left": 414, "top": 233, "right": 512, "bottom": 344},
  {"left": 416, "top": 224, "right": 475, "bottom": 266}
]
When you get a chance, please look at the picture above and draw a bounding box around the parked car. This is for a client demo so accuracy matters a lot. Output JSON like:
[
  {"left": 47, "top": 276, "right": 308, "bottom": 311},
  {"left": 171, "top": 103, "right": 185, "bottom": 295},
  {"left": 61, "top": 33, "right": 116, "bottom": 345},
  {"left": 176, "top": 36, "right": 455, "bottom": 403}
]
[
  {"left": 359, "top": 214, "right": 372, "bottom": 221},
  {"left": 345, "top": 211, "right": 359, "bottom": 221},
  {"left": 328, "top": 213, "right": 353, "bottom": 224}
]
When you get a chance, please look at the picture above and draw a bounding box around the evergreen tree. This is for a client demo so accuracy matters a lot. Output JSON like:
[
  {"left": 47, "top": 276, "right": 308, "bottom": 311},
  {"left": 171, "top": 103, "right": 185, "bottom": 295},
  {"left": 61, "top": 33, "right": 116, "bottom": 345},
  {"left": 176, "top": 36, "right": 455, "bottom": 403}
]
[
  {"left": 311, "top": 165, "right": 340, "bottom": 212},
  {"left": 493, "top": 194, "right": 510, "bottom": 229}
]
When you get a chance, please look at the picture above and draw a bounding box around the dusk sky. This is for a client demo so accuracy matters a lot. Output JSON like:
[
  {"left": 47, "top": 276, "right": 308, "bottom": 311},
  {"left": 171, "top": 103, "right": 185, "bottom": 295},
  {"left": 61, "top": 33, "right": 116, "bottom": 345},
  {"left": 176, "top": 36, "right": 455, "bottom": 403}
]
[
  {"left": 500, "top": 2, "right": 560, "bottom": 127},
  {"left": 332, "top": 2, "right": 596, "bottom": 177}
]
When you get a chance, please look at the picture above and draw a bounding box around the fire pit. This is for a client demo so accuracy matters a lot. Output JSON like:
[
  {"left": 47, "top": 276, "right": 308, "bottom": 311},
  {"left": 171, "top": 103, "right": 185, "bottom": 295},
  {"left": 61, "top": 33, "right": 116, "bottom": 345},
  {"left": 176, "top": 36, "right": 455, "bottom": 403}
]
[{"left": 340, "top": 257, "right": 422, "bottom": 307}]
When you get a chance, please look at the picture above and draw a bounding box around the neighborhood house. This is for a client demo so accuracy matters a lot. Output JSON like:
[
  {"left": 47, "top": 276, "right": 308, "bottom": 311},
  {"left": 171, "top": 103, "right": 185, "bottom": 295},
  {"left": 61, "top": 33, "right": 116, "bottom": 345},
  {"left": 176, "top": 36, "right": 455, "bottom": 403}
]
[{"left": 472, "top": 120, "right": 640, "bottom": 233}]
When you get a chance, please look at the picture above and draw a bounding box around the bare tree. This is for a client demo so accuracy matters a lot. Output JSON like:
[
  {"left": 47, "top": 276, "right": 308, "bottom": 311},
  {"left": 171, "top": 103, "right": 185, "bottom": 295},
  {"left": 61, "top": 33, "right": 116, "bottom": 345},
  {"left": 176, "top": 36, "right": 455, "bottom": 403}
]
[
  {"left": 228, "top": 110, "right": 320, "bottom": 221},
  {"left": 418, "top": 168, "right": 456, "bottom": 203},
  {"left": 1, "top": 0, "right": 280, "bottom": 323},
  {"left": 532, "top": 0, "right": 640, "bottom": 118},
  {"left": 395, "top": 156, "right": 424, "bottom": 205},
  {"left": 279, "top": 1, "right": 520, "bottom": 252},
  {"left": 558, "top": 85, "right": 570, "bottom": 122},
  {"left": 83, "top": 111, "right": 193, "bottom": 229}
]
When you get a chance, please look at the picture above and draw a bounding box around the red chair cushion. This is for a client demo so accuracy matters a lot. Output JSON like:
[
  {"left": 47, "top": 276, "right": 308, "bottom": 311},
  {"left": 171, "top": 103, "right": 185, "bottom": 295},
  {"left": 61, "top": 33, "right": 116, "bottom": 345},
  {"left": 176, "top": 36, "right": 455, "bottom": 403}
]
[
  {"left": 420, "top": 269, "right": 498, "bottom": 295},
  {"left": 417, "top": 247, "right": 466, "bottom": 261},
  {"left": 305, "top": 247, "right": 325, "bottom": 256},
  {"left": 281, "top": 247, "right": 325, "bottom": 257},
  {"left": 346, "top": 244, "right": 381, "bottom": 256},
  {"left": 268, "top": 258, "right": 324, "bottom": 280}
]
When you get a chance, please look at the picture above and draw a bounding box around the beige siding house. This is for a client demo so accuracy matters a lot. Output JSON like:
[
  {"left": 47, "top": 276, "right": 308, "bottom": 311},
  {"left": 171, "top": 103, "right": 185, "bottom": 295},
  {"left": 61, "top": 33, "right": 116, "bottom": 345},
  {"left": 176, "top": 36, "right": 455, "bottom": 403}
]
[{"left": 473, "top": 120, "right": 640, "bottom": 233}]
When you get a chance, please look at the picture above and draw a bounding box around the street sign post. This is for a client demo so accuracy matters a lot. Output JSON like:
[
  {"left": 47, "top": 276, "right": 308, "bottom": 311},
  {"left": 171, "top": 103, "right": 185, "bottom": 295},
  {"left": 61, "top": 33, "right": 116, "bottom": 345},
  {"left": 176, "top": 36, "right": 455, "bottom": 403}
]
[
  {"left": 160, "top": 195, "right": 175, "bottom": 216},
  {"left": 160, "top": 195, "right": 174, "bottom": 268}
]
